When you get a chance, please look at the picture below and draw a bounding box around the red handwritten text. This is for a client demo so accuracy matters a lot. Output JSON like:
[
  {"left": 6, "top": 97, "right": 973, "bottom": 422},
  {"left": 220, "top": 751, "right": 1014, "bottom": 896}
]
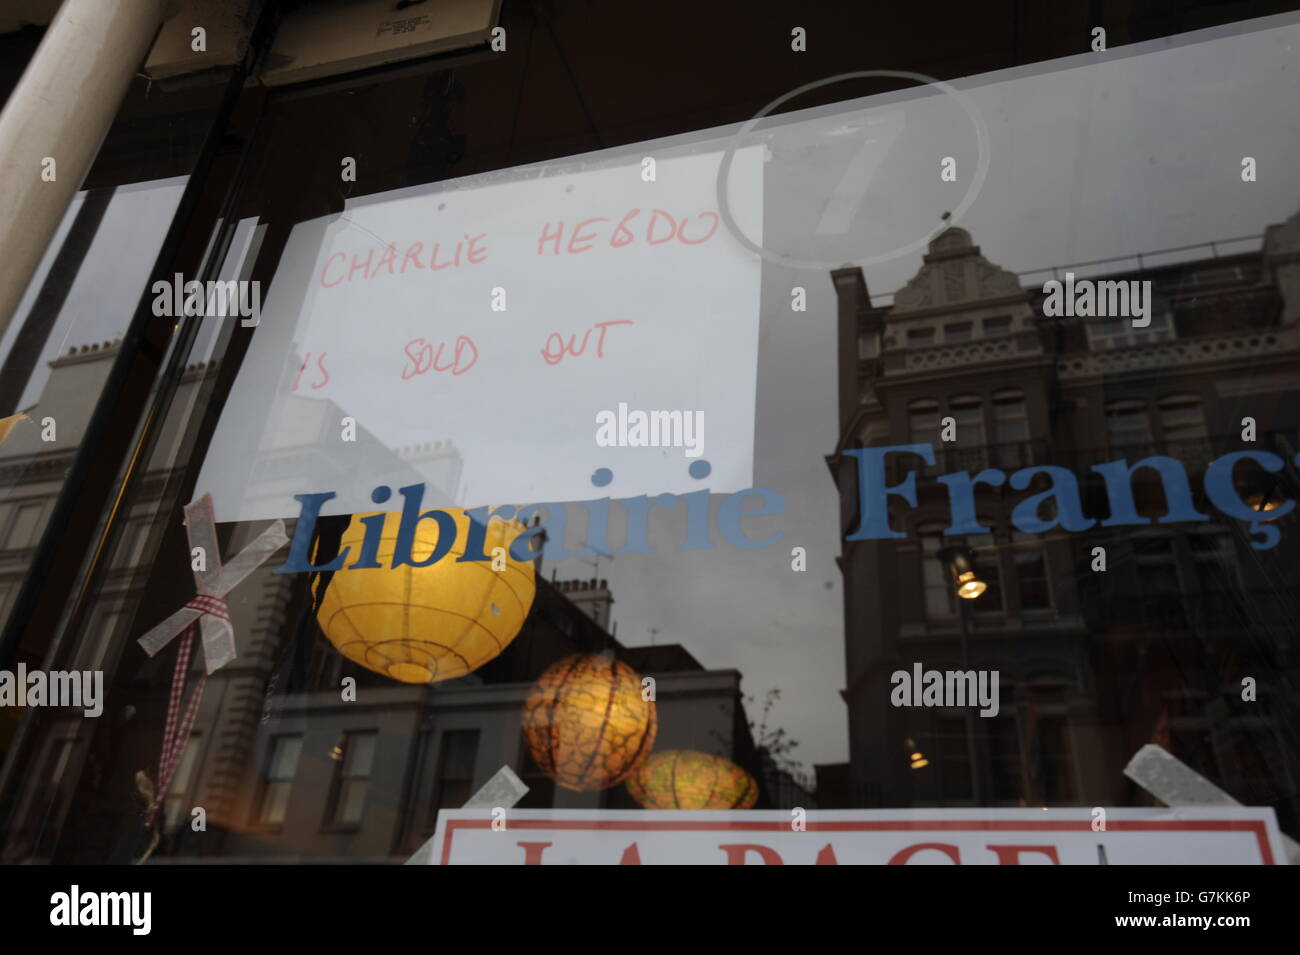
[
  {"left": 292, "top": 351, "right": 330, "bottom": 391},
  {"left": 537, "top": 210, "right": 719, "bottom": 256},
  {"left": 402, "top": 336, "right": 479, "bottom": 378},
  {"left": 321, "top": 234, "right": 489, "bottom": 288},
  {"left": 540, "top": 320, "right": 634, "bottom": 366}
]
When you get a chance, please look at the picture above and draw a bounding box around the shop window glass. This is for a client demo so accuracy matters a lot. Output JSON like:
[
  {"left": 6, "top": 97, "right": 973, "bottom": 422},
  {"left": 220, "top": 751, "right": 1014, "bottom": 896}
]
[{"left": 2, "top": 3, "right": 1298, "bottom": 873}]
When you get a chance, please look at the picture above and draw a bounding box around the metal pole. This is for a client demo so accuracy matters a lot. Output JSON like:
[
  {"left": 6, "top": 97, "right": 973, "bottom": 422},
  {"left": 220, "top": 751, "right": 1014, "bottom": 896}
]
[
  {"left": 0, "top": 0, "right": 171, "bottom": 340},
  {"left": 959, "top": 598, "right": 988, "bottom": 803}
]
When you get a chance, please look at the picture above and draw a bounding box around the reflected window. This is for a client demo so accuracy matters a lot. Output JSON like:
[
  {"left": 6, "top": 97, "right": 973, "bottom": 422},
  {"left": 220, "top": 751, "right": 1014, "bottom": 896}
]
[
  {"left": 430, "top": 730, "right": 480, "bottom": 821},
  {"left": 921, "top": 533, "right": 955, "bottom": 619},
  {"left": 328, "top": 732, "right": 376, "bottom": 827},
  {"left": 256, "top": 735, "right": 302, "bottom": 826},
  {"left": 983, "top": 316, "right": 1011, "bottom": 337},
  {"left": 2, "top": 501, "right": 44, "bottom": 549},
  {"left": 1189, "top": 532, "right": 1238, "bottom": 626},
  {"left": 906, "top": 327, "right": 935, "bottom": 348},
  {"left": 949, "top": 394, "right": 986, "bottom": 470},
  {"left": 1012, "top": 531, "right": 1051, "bottom": 611},
  {"left": 1085, "top": 301, "right": 1174, "bottom": 351},
  {"left": 1133, "top": 534, "right": 1184, "bottom": 631},
  {"left": 992, "top": 389, "right": 1029, "bottom": 467},
  {"left": 908, "top": 399, "right": 940, "bottom": 445},
  {"left": 944, "top": 321, "right": 973, "bottom": 342},
  {"left": 1158, "top": 394, "right": 1208, "bottom": 444},
  {"left": 1105, "top": 400, "right": 1153, "bottom": 451},
  {"left": 516, "top": 737, "right": 556, "bottom": 809},
  {"left": 950, "top": 395, "right": 984, "bottom": 449}
]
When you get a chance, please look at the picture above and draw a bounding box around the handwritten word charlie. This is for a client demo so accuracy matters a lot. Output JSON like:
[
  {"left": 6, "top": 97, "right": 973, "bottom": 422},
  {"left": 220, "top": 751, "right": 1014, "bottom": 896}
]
[{"left": 320, "top": 233, "right": 489, "bottom": 287}]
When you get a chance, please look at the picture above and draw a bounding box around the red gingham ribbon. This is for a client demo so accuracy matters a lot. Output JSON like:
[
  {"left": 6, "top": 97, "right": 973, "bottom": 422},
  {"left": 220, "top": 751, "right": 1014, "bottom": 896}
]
[
  {"left": 184, "top": 593, "right": 230, "bottom": 622},
  {"left": 146, "top": 623, "right": 208, "bottom": 828}
]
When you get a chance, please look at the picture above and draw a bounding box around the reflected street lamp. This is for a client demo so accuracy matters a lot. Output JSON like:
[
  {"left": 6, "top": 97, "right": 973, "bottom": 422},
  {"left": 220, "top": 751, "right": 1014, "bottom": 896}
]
[
  {"left": 938, "top": 545, "right": 987, "bottom": 600},
  {"left": 934, "top": 545, "right": 989, "bottom": 803}
]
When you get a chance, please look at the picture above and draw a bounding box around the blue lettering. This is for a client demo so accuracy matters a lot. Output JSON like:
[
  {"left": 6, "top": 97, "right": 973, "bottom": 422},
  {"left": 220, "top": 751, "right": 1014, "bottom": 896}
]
[
  {"left": 845, "top": 444, "right": 936, "bottom": 541},
  {"left": 938, "top": 468, "right": 1007, "bottom": 534},
  {"left": 1009, "top": 466, "right": 1094, "bottom": 533},
  {"left": 275, "top": 492, "right": 349, "bottom": 573},
  {"left": 392, "top": 483, "right": 457, "bottom": 568},
  {"left": 1205, "top": 451, "right": 1293, "bottom": 549},
  {"left": 1092, "top": 456, "right": 1208, "bottom": 526},
  {"left": 717, "top": 488, "right": 785, "bottom": 549},
  {"left": 457, "top": 504, "right": 518, "bottom": 562},
  {"left": 514, "top": 503, "right": 571, "bottom": 561}
]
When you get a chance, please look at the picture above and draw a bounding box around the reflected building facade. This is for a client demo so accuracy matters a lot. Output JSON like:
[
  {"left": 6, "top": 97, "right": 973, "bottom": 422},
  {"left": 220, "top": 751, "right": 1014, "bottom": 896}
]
[
  {"left": 0, "top": 344, "right": 777, "bottom": 861},
  {"left": 826, "top": 207, "right": 1300, "bottom": 832}
]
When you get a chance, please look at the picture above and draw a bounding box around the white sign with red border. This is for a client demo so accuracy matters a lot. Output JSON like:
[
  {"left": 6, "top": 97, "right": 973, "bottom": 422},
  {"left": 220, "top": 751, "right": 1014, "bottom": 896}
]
[{"left": 428, "top": 807, "right": 1286, "bottom": 865}]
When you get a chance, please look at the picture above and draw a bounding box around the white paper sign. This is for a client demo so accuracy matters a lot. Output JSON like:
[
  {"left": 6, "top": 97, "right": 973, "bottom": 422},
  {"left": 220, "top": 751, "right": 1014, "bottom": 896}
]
[
  {"left": 427, "top": 808, "right": 1286, "bottom": 865},
  {"left": 196, "top": 148, "right": 764, "bottom": 522}
]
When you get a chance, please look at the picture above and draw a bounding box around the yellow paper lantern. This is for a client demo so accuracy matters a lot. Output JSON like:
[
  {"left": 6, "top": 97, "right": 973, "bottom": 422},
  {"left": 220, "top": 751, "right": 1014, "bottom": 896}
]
[
  {"left": 315, "top": 509, "right": 535, "bottom": 684},
  {"left": 521, "top": 653, "right": 657, "bottom": 791},
  {"left": 627, "top": 750, "right": 759, "bottom": 809}
]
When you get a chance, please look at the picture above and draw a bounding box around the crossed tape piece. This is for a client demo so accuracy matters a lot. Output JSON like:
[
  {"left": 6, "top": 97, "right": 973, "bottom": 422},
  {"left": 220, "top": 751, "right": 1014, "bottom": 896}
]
[{"left": 138, "top": 493, "right": 288, "bottom": 674}]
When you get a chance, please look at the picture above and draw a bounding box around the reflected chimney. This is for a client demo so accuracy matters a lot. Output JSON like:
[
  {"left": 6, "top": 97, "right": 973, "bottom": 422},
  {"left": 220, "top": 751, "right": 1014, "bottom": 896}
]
[{"left": 558, "top": 577, "right": 614, "bottom": 630}]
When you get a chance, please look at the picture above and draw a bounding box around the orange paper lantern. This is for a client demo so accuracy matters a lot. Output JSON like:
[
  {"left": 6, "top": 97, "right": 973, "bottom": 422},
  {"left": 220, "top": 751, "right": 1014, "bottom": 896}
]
[
  {"left": 521, "top": 653, "right": 656, "bottom": 791},
  {"left": 627, "top": 750, "right": 758, "bottom": 809}
]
